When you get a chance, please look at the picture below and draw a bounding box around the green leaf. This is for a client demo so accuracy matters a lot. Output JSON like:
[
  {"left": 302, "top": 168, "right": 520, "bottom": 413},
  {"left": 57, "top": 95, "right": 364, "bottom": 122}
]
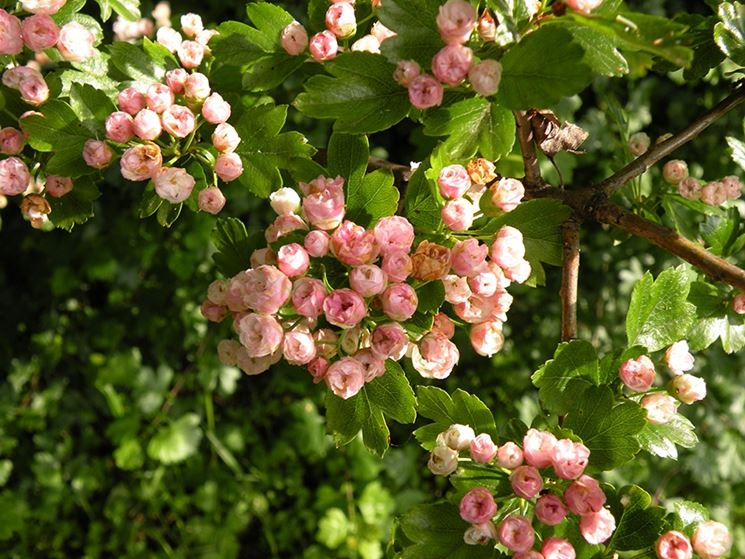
[
  {"left": 414, "top": 387, "right": 497, "bottom": 450},
  {"left": 672, "top": 501, "right": 709, "bottom": 535},
  {"left": 715, "top": 2, "right": 745, "bottom": 66},
  {"left": 531, "top": 340, "right": 600, "bottom": 415},
  {"left": 108, "top": 41, "right": 166, "bottom": 85},
  {"left": 156, "top": 201, "right": 182, "bottom": 228},
  {"left": 142, "top": 37, "right": 179, "bottom": 72},
  {"left": 0, "top": 491, "right": 28, "bottom": 541},
  {"left": 294, "top": 53, "right": 410, "bottom": 134},
  {"left": 700, "top": 208, "right": 739, "bottom": 256},
  {"left": 450, "top": 462, "right": 513, "bottom": 495},
  {"left": 727, "top": 135, "right": 745, "bottom": 171},
  {"left": 637, "top": 414, "right": 698, "bottom": 460},
  {"left": 564, "top": 385, "right": 646, "bottom": 471},
  {"left": 234, "top": 104, "right": 316, "bottom": 198},
  {"left": 317, "top": 508, "right": 350, "bottom": 549},
  {"left": 244, "top": 2, "right": 295, "bottom": 52},
  {"left": 211, "top": 218, "right": 262, "bottom": 276},
  {"left": 242, "top": 53, "right": 306, "bottom": 91},
  {"left": 498, "top": 26, "right": 593, "bottom": 110},
  {"left": 609, "top": 485, "right": 666, "bottom": 551},
  {"left": 416, "top": 281, "right": 445, "bottom": 314},
  {"left": 346, "top": 170, "right": 399, "bottom": 227},
  {"left": 423, "top": 98, "right": 516, "bottom": 161},
  {"left": 365, "top": 361, "right": 417, "bottom": 425},
  {"left": 48, "top": 176, "right": 101, "bottom": 231},
  {"left": 679, "top": 14, "right": 726, "bottom": 81},
  {"left": 147, "top": 413, "right": 203, "bottom": 464},
  {"left": 400, "top": 503, "right": 499, "bottom": 559},
  {"left": 114, "top": 438, "right": 144, "bottom": 470},
  {"left": 404, "top": 163, "right": 440, "bottom": 232},
  {"left": 546, "top": 19, "right": 629, "bottom": 77},
  {"left": 377, "top": 0, "right": 442, "bottom": 65},
  {"left": 327, "top": 133, "right": 369, "bottom": 195},
  {"left": 68, "top": 83, "right": 115, "bottom": 135},
  {"left": 95, "top": 0, "right": 140, "bottom": 21},
  {"left": 210, "top": 21, "right": 265, "bottom": 67},
  {"left": 626, "top": 267, "right": 696, "bottom": 352}
]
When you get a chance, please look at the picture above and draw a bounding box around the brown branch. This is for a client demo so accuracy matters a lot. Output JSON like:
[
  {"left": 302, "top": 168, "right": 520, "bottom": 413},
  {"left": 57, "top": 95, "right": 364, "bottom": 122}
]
[
  {"left": 368, "top": 156, "right": 410, "bottom": 184},
  {"left": 560, "top": 220, "right": 580, "bottom": 341},
  {"left": 597, "top": 83, "right": 745, "bottom": 195},
  {"left": 514, "top": 111, "right": 543, "bottom": 188}
]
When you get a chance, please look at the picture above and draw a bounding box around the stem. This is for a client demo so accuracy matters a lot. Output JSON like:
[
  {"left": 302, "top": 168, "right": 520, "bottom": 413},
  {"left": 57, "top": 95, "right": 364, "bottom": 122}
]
[
  {"left": 598, "top": 83, "right": 745, "bottom": 195},
  {"left": 560, "top": 220, "right": 580, "bottom": 341},
  {"left": 514, "top": 110, "right": 543, "bottom": 188}
]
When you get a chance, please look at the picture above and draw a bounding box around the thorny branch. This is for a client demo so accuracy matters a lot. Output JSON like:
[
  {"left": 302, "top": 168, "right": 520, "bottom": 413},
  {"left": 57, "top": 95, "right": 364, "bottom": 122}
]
[{"left": 514, "top": 110, "right": 544, "bottom": 189}]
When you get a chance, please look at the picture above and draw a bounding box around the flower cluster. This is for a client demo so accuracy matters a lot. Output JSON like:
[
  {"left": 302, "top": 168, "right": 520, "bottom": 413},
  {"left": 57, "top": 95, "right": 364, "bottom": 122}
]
[
  {"left": 83, "top": 16, "right": 240, "bottom": 213},
  {"left": 428, "top": 424, "right": 616, "bottom": 556},
  {"left": 656, "top": 523, "right": 732, "bottom": 559},
  {"left": 619, "top": 340, "right": 707, "bottom": 426},
  {"left": 661, "top": 159, "right": 743, "bottom": 206}
]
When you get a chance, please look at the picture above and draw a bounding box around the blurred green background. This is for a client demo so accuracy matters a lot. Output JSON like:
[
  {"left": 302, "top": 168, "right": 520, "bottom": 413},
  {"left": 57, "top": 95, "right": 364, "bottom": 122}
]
[{"left": 1, "top": 1, "right": 744, "bottom": 557}]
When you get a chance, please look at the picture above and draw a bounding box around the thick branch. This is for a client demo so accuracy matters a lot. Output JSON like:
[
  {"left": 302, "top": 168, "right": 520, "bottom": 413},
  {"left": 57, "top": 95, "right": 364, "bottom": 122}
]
[
  {"left": 591, "top": 203, "right": 745, "bottom": 291},
  {"left": 560, "top": 220, "right": 580, "bottom": 341},
  {"left": 514, "top": 111, "right": 543, "bottom": 188},
  {"left": 597, "top": 83, "right": 745, "bottom": 195}
]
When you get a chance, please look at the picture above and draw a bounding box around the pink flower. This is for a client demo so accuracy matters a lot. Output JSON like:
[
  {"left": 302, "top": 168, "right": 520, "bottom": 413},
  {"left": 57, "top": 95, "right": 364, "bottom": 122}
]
[
  {"left": 535, "top": 494, "right": 568, "bottom": 526},
  {"left": 436, "top": 0, "right": 476, "bottom": 44},
  {"left": 133, "top": 108, "right": 162, "bottom": 140},
  {"left": 166, "top": 68, "right": 188, "bottom": 94},
  {"left": 331, "top": 220, "right": 378, "bottom": 265},
  {"left": 510, "top": 465, "right": 543, "bottom": 499},
  {"left": 277, "top": 243, "right": 310, "bottom": 277},
  {"left": 184, "top": 72, "right": 210, "bottom": 101},
  {"left": 381, "top": 251, "right": 412, "bottom": 283},
  {"left": 491, "top": 178, "right": 525, "bottom": 212},
  {"left": 432, "top": 44, "right": 473, "bottom": 86},
  {"left": 354, "top": 348, "right": 386, "bottom": 381},
  {"left": 0, "top": 10, "right": 23, "bottom": 55},
  {"left": 21, "top": 0, "right": 67, "bottom": 15},
  {"left": 564, "top": 475, "right": 606, "bottom": 515},
  {"left": 701, "top": 181, "right": 728, "bottom": 206},
  {"left": 201, "top": 300, "right": 227, "bottom": 322},
  {"left": 350, "top": 34, "right": 379, "bottom": 53},
  {"left": 463, "top": 522, "right": 498, "bottom": 546},
  {"left": 215, "top": 153, "right": 243, "bottom": 182},
  {"left": 325, "top": 2, "right": 356, "bottom": 38},
  {"left": 657, "top": 531, "right": 693, "bottom": 559},
  {"left": 154, "top": 167, "right": 194, "bottom": 203},
  {"left": 678, "top": 177, "right": 701, "bottom": 200},
  {"left": 180, "top": 13, "right": 203, "bottom": 37},
  {"left": 177, "top": 40, "right": 205, "bottom": 68},
  {"left": 451, "top": 239, "right": 487, "bottom": 276},
  {"left": 217, "top": 339, "right": 241, "bottom": 366},
  {"left": 350, "top": 265, "right": 387, "bottom": 297},
  {"left": 371, "top": 21, "right": 395, "bottom": 43},
  {"left": 281, "top": 21, "right": 308, "bottom": 55},
  {"left": 470, "top": 433, "right": 497, "bottom": 463},
  {"left": 207, "top": 279, "right": 229, "bottom": 306},
  {"left": 118, "top": 87, "right": 146, "bottom": 115},
  {"left": 478, "top": 9, "right": 497, "bottom": 41},
  {"left": 324, "top": 288, "right": 367, "bottom": 328},
  {"left": 580, "top": 508, "right": 616, "bottom": 545},
  {"left": 468, "top": 270, "right": 500, "bottom": 297},
  {"left": 81, "top": 139, "right": 114, "bottom": 170},
  {"left": 373, "top": 216, "right": 415, "bottom": 255},
  {"left": 565, "top": 0, "right": 604, "bottom": 14},
  {"left": 513, "top": 553, "right": 544, "bottom": 559},
  {"left": 371, "top": 322, "right": 408, "bottom": 360},
  {"left": 304, "top": 230, "right": 331, "bottom": 257},
  {"left": 145, "top": 83, "right": 173, "bottom": 114},
  {"left": 21, "top": 14, "right": 59, "bottom": 51},
  {"left": 3, "top": 66, "right": 49, "bottom": 105},
  {"left": 523, "top": 429, "right": 557, "bottom": 469},
  {"left": 454, "top": 290, "right": 512, "bottom": 323},
  {"left": 411, "top": 333, "right": 459, "bottom": 379},
  {"left": 157, "top": 27, "right": 182, "bottom": 52},
  {"left": 303, "top": 181, "right": 345, "bottom": 230},
  {"left": 469, "top": 321, "right": 504, "bottom": 357},
  {"left": 428, "top": 444, "right": 459, "bottom": 476},
  {"left": 619, "top": 355, "right": 656, "bottom": 392},
  {"left": 0, "top": 127, "right": 25, "bottom": 155},
  {"left": 202, "top": 92, "right": 231, "bottom": 124},
  {"left": 58, "top": 21, "right": 96, "bottom": 61},
  {"left": 226, "top": 265, "right": 291, "bottom": 314},
  {"left": 326, "top": 357, "right": 365, "bottom": 399},
  {"left": 235, "top": 346, "right": 276, "bottom": 376},
  {"left": 459, "top": 487, "right": 497, "bottom": 524},
  {"left": 283, "top": 330, "right": 317, "bottom": 365},
  {"left": 161, "top": 104, "right": 196, "bottom": 138},
  {"left": 380, "top": 283, "right": 417, "bottom": 321},
  {"left": 408, "top": 74, "right": 443, "bottom": 109},
  {"left": 250, "top": 248, "right": 276, "bottom": 268},
  {"left": 236, "top": 313, "right": 284, "bottom": 357},
  {"left": 498, "top": 515, "right": 534, "bottom": 552},
  {"left": 443, "top": 274, "right": 472, "bottom": 304},
  {"left": 44, "top": 175, "right": 73, "bottom": 198},
  {"left": 212, "top": 122, "right": 241, "bottom": 153},
  {"left": 291, "top": 277, "right": 327, "bottom": 318},
  {"left": 442, "top": 199, "right": 474, "bottom": 231},
  {"left": 505, "top": 259, "right": 531, "bottom": 283},
  {"left": 551, "top": 439, "right": 590, "bottom": 480},
  {"left": 432, "top": 312, "right": 455, "bottom": 338},
  {"left": 309, "top": 30, "right": 338, "bottom": 62},
  {"left": 393, "top": 60, "right": 421, "bottom": 87},
  {"left": 722, "top": 175, "right": 742, "bottom": 199},
  {"left": 665, "top": 340, "right": 694, "bottom": 375},
  {"left": 307, "top": 357, "right": 329, "bottom": 382},
  {"left": 105, "top": 111, "right": 134, "bottom": 143},
  {"left": 492, "top": 225, "right": 526, "bottom": 269},
  {"left": 641, "top": 393, "right": 679, "bottom": 424},
  {"left": 663, "top": 160, "right": 688, "bottom": 184},
  {"left": 198, "top": 186, "right": 226, "bottom": 214},
  {"left": 671, "top": 374, "right": 706, "bottom": 404},
  {"left": 692, "top": 521, "right": 732, "bottom": 559},
  {"left": 120, "top": 142, "right": 162, "bottom": 181},
  {"left": 496, "top": 442, "right": 523, "bottom": 469},
  {"left": 438, "top": 164, "right": 471, "bottom": 199},
  {"left": 0, "top": 157, "right": 30, "bottom": 195},
  {"left": 265, "top": 214, "right": 307, "bottom": 243},
  {"left": 541, "top": 538, "right": 576, "bottom": 559},
  {"left": 733, "top": 292, "right": 745, "bottom": 314}
]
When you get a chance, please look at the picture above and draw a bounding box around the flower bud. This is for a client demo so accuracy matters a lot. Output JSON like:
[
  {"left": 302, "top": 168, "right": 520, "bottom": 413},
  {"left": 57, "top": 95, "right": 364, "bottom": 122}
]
[
  {"left": 105, "top": 111, "right": 134, "bottom": 143},
  {"left": 44, "top": 175, "right": 73, "bottom": 198},
  {"left": 491, "top": 177, "right": 524, "bottom": 212},
  {"left": 120, "top": 141, "right": 162, "bottom": 181},
  {"left": 133, "top": 108, "right": 162, "bottom": 140},
  {"left": 701, "top": 181, "right": 728, "bottom": 206},
  {"left": 463, "top": 522, "right": 498, "bottom": 546},
  {"left": 692, "top": 521, "right": 732, "bottom": 559},
  {"left": 270, "top": 187, "right": 301, "bottom": 215},
  {"left": 20, "top": 193, "right": 50, "bottom": 229},
  {"left": 542, "top": 538, "right": 576, "bottom": 559},
  {"left": 670, "top": 373, "right": 706, "bottom": 404},
  {"left": 21, "top": 14, "right": 59, "bottom": 51},
  {"left": 460, "top": 487, "right": 497, "bottom": 524},
  {"left": 370, "top": 322, "right": 408, "bottom": 361},
  {"left": 154, "top": 166, "right": 195, "bottom": 203},
  {"left": 408, "top": 74, "right": 443, "bottom": 109},
  {"left": 58, "top": 21, "right": 96, "bottom": 62},
  {"left": 641, "top": 393, "right": 679, "bottom": 425},
  {"left": 157, "top": 26, "right": 182, "bottom": 52},
  {"left": 0, "top": 157, "right": 30, "bottom": 196},
  {"left": 436, "top": 0, "right": 476, "bottom": 44},
  {"left": 412, "top": 333, "right": 459, "bottom": 379},
  {"left": 510, "top": 465, "right": 543, "bottom": 499},
  {"left": 432, "top": 44, "right": 473, "bottom": 86},
  {"left": 281, "top": 21, "right": 308, "bottom": 55},
  {"left": 350, "top": 34, "right": 380, "bottom": 53},
  {"left": 282, "top": 330, "right": 316, "bottom": 366},
  {"left": 202, "top": 92, "right": 231, "bottom": 124},
  {"left": 656, "top": 531, "right": 693, "bottom": 559},
  {"left": 146, "top": 83, "right": 174, "bottom": 114},
  {"left": 535, "top": 494, "right": 568, "bottom": 526},
  {"left": 212, "top": 122, "right": 241, "bottom": 153},
  {"left": 374, "top": 215, "right": 415, "bottom": 255},
  {"left": 663, "top": 160, "right": 689, "bottom": 184},
  {"left": 733, "top": 292, "right": 745, "bottom": 314},
  {"left": 428, "top": 444, "right": 459, "bottom": 476},
  {"left": 177, "top": 40, "right": 205, "bottom": 69},
  {"left": 161, "top": 104, "right": 196, "bottom": 138},
  {"left": 0, "top": 9, "right": 23, "bottom": 55},
  {"left": 722, "top": 175, "right": 742, "bottom": 199},
  {"left": 439, "top": 424, "right": 475, "bottom": 451},
  {"left": 665, "top": 340, "right": 694, "bottom": 376},
  {"left": 198, "top": 186, "right": 226, "bottom": 215},
  {"left": 496, "top": 442, "right": 523, "bottom": 469},
  {"left": 523, "top": 429, "right": 557, "bottom": 469},
  {"left": 325, "top": 2, "right": 356, "bottom": 39},
  {"left": 166, "top": 69, "right": 188, "bottom": 94},
  {"left": 393, "top": 60, "right": 421, "bottom": 87},
  {"left": 201, "top": 300, "right": 227, "bottom": 322},
  {"left": 469, "top": 321, "right": 504, "bottom": 357},
  {"left": 498, "top": 516, "right": 534, "bottom": 553},
  {"left": 277, "top": 243, "right": 310, "bottom": 277},
  {"left": 580, "top": 508, "right": 616, "bottom": 545},
  {"left": 0, "top": 127, "right": 25, "bottom": 155},
  {"left": 325, "top": 357, "right": 365, "bottom": 399},
  {"left": 349, "top": 264, "right": 387, "bottom": 297},
  {"left": 678, "top": 177, "right": 702, "bottom": 200},
  {"left": 118, "top": 87, "right": 146, "bottom": 115},
  {"left": 469, "top": 433, "right": 497, "bottom": 463},
  {"left": 478, "top": 9, "right": 497, "bottom": 41},
  {"left": 180, "top": 13, "right": 203, "bottom": 38},
  {"left": 469, "top": 59, "right": 502, "bottom": 96},
  {"left": 381, "top": 250, "right": 412, "bottom": 283},
  {"left": 83, "top": 139, "right": 113, "bottom": 170},
  {"left": 309, "top": 30, "right": 338, "bottom": 62},
  {"left": 619, "top": 355, "right": 655, "bottom": 392},
  {"left": 442, "top": 198, "right": 474, "bottom": 231},
  {"left": 628, "top": 132, "right": 650, "bottom": 156},
  {"left": 215, "top": 153, "right": 243, "bottom": 182},
  {"left": 380, "top": 283, "right": 418, "bottom": 321}
]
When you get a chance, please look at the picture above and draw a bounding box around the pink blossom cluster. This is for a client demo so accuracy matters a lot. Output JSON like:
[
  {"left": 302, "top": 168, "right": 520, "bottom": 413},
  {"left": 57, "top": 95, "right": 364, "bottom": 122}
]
[
  {"left": 83, "top": 24, "right": 240, "bottom": 213},
  {"left": 665, "top": 159, "right": 744, "bottom": 206},
  {"left": 656, "top": 522, "right": 732, "bottom": 559},
  {"left": 280, "top": 2, "right": 396, "bottom": 62},
  {"left": 620, "top": 340, "right": 706, "bottom": 426},
  {"left": 0, "top": 4, "right": 98, "bottom": 63},
  {"left": 428, "top": 425, "right": 616, "bottom": 555},
  {"left": 393, "top": 0, "right": 504, "bottom": 110}
]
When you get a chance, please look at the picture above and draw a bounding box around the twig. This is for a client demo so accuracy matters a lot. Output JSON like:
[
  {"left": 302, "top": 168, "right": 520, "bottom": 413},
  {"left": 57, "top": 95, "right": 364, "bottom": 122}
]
[
  {"left": 597, "top": 83, "right": 745, "bottom": 195},
  {"left": 560, "top": 220, "right": 580, "bottom": 341},
  {"left": 514, "top": 111, "right": 543, "bottom": 188}
]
